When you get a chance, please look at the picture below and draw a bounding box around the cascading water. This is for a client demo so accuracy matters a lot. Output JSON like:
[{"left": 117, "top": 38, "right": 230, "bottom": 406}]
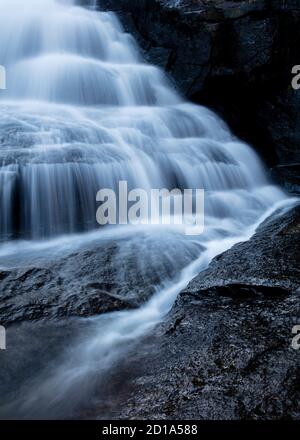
[
  {"left": 0, "top": 0, "right": 285, "bottom": 241},
  {"left": 0, "top": 0, "right": 292, "bottom": 419}
]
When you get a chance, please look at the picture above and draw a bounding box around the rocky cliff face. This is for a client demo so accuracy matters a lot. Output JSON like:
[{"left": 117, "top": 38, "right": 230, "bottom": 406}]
[{"left": 95, "top": 0, "right": 300, "bottom": 192}]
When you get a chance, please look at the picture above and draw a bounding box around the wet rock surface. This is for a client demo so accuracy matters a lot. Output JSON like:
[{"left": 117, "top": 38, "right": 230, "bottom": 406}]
[
  {"left": 0, "top": 205, "right": 299, "bottom": 420},
  {"left": 1, "top": 204, "right": 299, "bottom": 419},
  {"left": 0, "top": 240, "right": 149, "bottom": 325},
  {"left": 0, "top": 231, "right": 200, "bottom": 325},
  {"left": 96, "top": 205, "right": 300, "bottom": 420},
  {"left": 96, "top": 0, "right": 300, "bottom": 191},
  {"left": 185, "top": 204, "right": 300, "bottom": 295}
]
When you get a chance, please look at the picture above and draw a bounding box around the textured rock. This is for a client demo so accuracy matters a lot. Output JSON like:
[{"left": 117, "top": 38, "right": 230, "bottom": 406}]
[
  {"left": 0, "top": 230, "right": 201, "bottom": 325},
  {"left": 185, "top": 203, "right": 300, "bottom": 295},
  {"left": 0, "top": 241, "right": 149, "bottom": 325},
  {"left": 95, "top": 204, "right": 300, "bottom": 420}
]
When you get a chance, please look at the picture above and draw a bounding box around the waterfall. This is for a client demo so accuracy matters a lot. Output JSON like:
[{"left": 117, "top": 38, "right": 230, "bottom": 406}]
[
  {"left": 0, "top": 0, "right": 291, "bottom": 419},
  {"left": 0, "top": 0, "right": 285, "bottom": 240}
]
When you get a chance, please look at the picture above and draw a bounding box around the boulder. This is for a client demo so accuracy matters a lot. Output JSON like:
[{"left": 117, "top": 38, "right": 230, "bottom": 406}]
[{"left": 0, "top": 240, "right": 149, "bottom": 325}]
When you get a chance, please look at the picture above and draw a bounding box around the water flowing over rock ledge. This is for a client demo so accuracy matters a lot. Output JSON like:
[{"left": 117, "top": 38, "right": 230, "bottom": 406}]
[
  {"left": 95, "top": 0, "right": 300, "bottom": 192},
  {"left": 1, "top": 204, "right": 298, "bottom": 327}
]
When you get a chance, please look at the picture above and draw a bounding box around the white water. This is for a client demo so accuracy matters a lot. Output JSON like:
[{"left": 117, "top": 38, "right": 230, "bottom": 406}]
[{"left": 0, "top": 0, "right": 291, "bottom": 418}]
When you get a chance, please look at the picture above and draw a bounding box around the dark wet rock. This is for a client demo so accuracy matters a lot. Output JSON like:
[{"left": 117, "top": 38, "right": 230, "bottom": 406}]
[
  {"left": 0, "top": 231, "right": 201, "bottom": 325},
  {"left": 185, "top": 203, "right": 300, "bottom": 295},
  {"left": 98, "top": 205, "right": 300, "bottom": 420},
  {"left": 0, "top": 240, "right": 149, "bottom": 325},
  {"left": 93, "top": 0, "right": 300, "bottom": 191}
]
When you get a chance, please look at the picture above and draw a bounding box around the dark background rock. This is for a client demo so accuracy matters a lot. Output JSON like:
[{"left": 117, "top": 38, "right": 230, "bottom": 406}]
[{"left": 91, "top": 0, "right": 300, "bottom": 192}]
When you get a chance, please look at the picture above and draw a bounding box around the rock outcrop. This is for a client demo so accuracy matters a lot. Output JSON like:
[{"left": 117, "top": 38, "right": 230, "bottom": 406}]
[
  {"left": 0, "top": 241, "right": 149, "bottom": 325},
  {"left": 0, "top": 230, "right": 200, "bottom": 325}
]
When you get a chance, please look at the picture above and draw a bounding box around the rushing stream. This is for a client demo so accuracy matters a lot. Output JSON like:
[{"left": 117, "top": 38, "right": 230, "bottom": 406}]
[{"left": 0, "top": 0, "right": 291, "bottom": 418}]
